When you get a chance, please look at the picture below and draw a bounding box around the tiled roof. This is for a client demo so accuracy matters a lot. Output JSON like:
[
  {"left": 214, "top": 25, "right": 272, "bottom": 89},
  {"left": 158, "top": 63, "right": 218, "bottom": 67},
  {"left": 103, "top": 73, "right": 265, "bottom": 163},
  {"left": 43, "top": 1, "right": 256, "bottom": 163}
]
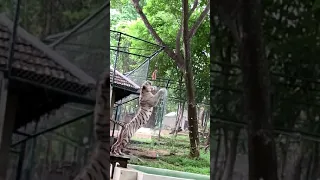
[
  {"left": 0, "top": 13, "right": 96, "bottom": 94},
  {"left": 0, "top": 25, "right": 80, "bottom": 82},
  {"left": 110, "top": 67, "right": 140, "bottom": 92}
]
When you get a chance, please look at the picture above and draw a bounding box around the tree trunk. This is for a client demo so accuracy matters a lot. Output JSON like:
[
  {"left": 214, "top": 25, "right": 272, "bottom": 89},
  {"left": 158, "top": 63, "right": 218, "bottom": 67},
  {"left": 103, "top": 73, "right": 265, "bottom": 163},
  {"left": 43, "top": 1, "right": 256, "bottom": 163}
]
[
  {"left": 205, "top": 130, "right": 210, "bottom": 152},
  {"left": 292, "top": 151, "right": 303, "bottom": 180},
  {"left": 46, "top": 138, "right": 52, "bottom": 169},
  {"left": 239, "top": 1, "right": 278, "bottom": 179},
  {"left": 199, "top": 107, "right": 205, "bottom": 128},
  {"left": 184, "top": 70, "right": 200, "bottom": 157},
  {"left": 173, "top": 73, "right": 185, "bottom": 135},
  {"left": 202, "top": 111, "right": 209, "bottom": 137},
  {"left": 310, "top": 143, "right": 319, "bottom": 180},
  {"left": 221, "top": 128, "right": 240, "bottom": 180},
  {"left": 183, "top": 0, "right": 200, "bottom": 158},
  {"left": 40, "top": 0, "right": 52, "bottom": 38},
  {"left": 174, "top": 102, "right": 185, "bottom": 136},
  {"left": 223, "top": 127, "right": 229, "bottom": 165},
  {"left": 60, "top": 143, "right": 67, "bottom": 161},
  {"left": 213, "top": 128, "right": 222, "bottom": 179},
  {"left": 170, "top": 104, "right": 180, "bottom": 134},
  {"left": 73, "top": 147, "right": 78, "bottom": 162},
  {"left": 305, "top": 150, "right": 313, "bottom": 180},
  {"left": 280, "top": 137, "right": 290, "bottom": 180}
]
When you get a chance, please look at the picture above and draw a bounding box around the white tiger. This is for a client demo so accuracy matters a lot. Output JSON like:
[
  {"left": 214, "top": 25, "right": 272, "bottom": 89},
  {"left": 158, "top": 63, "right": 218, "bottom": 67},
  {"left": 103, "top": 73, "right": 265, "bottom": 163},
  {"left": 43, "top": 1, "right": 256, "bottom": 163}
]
[{"left": 111, "top": 81, "right": 167, "bottom": 155}]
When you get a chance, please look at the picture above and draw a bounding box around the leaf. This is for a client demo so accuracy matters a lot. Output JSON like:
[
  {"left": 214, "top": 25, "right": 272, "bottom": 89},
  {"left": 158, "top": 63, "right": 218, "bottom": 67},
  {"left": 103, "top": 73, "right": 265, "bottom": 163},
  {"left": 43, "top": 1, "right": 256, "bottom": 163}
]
[{"left": 313, "top": 0, "right": 320, "bottom": 11}]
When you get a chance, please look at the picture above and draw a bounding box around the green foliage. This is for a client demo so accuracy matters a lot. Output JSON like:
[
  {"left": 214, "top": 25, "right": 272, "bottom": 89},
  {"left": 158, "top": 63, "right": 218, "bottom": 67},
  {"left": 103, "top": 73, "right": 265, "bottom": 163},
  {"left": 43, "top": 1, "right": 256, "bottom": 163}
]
[
  {"left": 1, "top": 0, "right": 105, "bottom": 37},
  {"left": 313, "top": 0, "right": 320, "bottom": 10}
]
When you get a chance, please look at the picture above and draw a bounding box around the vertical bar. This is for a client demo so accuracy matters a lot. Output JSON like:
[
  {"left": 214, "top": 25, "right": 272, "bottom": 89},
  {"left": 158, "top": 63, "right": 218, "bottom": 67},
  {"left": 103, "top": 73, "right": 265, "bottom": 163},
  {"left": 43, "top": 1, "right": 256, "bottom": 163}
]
[
  {"left": 15, "top": 142, "right": 26, "bottom": 180},
  {"left": 25, "top": 122, "right": 38, "bottom": 180},
  {"left": 157, "top": 101, "right": 163, "bottom": 140},
  {"left": 111, "top": 32, "right": 122, "bottom": 139},
  {"left": 165, "top": 80, "right": 170, "bottom": 89},
  {"left": 112, "top": 32, "right": 122, "bottom": 83},
  {"left": 158, "top": 80, "right": 170, "bottom": 139},
  {"left": 111, "top": 105, "right": 120, "bottom": 138},
  {"left": 7, "top": 0, "right": 21, "bottom": 77},
  {"left": 145, "top": 59, "right": 151, "bottom": 85}
]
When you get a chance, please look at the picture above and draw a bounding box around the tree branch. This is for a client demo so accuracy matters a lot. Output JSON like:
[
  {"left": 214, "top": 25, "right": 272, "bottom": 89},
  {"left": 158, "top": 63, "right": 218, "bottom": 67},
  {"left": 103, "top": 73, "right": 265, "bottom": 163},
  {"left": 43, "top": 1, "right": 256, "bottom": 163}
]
[
  {"left": 213, "top": 0, "right": 241, "bottom": 44},
  {"left": 131, "top": 0, "right": 185, "bottom": 69},
  {"left": 175, "top": 18, "right": 183, "bottom": 62},
  {"left": 188, "top": 0, "right": 210, "bottom": 39},
  {"left": 188, "top": 0, "right": 199, "bottom": 19}
]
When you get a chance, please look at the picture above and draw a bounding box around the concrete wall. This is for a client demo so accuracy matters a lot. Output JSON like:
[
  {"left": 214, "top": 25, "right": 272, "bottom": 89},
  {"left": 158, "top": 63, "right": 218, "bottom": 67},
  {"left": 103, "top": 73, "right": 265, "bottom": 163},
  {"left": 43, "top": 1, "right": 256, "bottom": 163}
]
[{"left": 113, "top": 166, "right": 195, "bottom": 180}]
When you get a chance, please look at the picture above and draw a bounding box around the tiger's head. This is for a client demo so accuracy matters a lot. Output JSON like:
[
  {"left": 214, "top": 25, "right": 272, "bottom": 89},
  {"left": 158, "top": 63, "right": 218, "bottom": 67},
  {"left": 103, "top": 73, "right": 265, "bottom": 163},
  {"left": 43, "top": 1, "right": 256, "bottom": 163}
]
[
  {"left": 139, "top": 81, "right": 155, "bottom": 107},
  {"left": 139, "top": 80, "right": 165, "bottom": 108},
  {"left": 140, "top": 81, "right": 153, "bottom": 94}
]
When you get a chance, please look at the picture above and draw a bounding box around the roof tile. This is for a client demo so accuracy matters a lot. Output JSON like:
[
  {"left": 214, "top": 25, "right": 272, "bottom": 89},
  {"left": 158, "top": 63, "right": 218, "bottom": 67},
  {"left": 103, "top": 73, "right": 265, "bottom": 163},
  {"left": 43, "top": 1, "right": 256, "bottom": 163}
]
[
  {"left": 110, "top": 68, "right": 140, "bottom": 92},
  {"left": 0, "top": 24, "right": 83, "bottom": 86}
]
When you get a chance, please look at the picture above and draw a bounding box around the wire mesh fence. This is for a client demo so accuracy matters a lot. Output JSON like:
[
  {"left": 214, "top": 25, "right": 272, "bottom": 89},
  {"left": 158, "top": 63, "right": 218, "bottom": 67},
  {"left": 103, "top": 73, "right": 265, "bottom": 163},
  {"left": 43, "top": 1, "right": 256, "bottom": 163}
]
[
  {"left": 109, "top": 28, "right": 165, "bottom": 143},
  {"left": 8, "top": 103, "right": 94, "bottom": 180},
  {"left": 111, "top": 76, "right": 210, "bottom": 158},
  {"left": 1, "top": 1, "right": 107, "bottom": 180},
  {"left": 1, "top": 0, "right": 107, "bottom": 102},
  {"left": 110, "top": 30, "right": 164, "bottom": 86}
]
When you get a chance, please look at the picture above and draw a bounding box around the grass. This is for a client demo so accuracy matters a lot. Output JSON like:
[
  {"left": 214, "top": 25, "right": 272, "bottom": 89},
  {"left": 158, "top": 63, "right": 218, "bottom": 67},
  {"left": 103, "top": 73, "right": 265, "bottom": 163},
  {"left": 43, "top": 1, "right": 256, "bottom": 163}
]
[
  {"left": 128, "top": 134, "right": 210, "bottom": 175},
  {"left": 131, "top": 136, "right": 153, "bottom": 143}
]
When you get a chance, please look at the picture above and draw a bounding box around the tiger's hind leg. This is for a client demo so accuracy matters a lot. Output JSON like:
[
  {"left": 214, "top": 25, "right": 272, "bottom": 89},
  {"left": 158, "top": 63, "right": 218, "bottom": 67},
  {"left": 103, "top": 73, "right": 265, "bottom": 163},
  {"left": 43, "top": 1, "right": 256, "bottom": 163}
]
[
  {"left": 111, "top": 136, "right": 127, "bottom": 155},
  {"left": 113, "top": 137, "right": 129, "bottom": 156},
  {"left": 111, "top": 126, "right": 126, "bottom": 153},
  {"left": 111, "top": 139, "right": 127, "bottom": 156},
  {"left": 112, "top": 146, "right": 122, "bottom": 155},
  {"left": 111, "top": 140, "right": 122, "bottom": 155}
]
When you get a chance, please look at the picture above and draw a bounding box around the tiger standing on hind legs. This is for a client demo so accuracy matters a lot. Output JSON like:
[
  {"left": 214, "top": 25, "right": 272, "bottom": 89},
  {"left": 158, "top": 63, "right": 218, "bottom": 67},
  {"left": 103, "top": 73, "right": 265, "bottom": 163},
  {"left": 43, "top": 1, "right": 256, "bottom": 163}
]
[
  {"left": 111, "top": 81, "right": 167, "bottom": 156},
  {"left": 72, "top": 70, "right": 110, "bottom": 180}
]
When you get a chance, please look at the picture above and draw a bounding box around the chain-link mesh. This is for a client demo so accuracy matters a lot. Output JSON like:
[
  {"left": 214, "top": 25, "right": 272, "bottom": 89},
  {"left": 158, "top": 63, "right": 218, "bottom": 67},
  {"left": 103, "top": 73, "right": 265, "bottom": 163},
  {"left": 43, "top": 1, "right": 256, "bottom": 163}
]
[
  {"left": 126, "top": 60, "right": 150, "bottom": 87},
  {"left": 1, "top": 1, "right": 105, "bottom": 101},
  {"left": 110, "top": 28, "right": 164, "bottom": 140},
  {"left": 52, "top": 4, "right": 108, "bottom": 81},
  {"left": 8, "top": 103, "right": 94, "bottom": 180},
  {"left": 111, "top": 88, "right": 168, "bottom": 139},
  {"left": 110, "top": 30, "right": 162, "bottom": 92},
  {"left": 1, "top": 2, "right": 106, "bottom": 179}
]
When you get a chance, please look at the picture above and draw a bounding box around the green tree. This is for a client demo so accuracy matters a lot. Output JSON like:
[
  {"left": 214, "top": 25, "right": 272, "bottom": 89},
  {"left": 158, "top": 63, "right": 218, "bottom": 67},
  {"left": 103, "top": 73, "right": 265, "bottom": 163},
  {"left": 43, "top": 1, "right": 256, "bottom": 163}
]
[{"left": 1, "top": 0, "right": 105, "bottom": 37}]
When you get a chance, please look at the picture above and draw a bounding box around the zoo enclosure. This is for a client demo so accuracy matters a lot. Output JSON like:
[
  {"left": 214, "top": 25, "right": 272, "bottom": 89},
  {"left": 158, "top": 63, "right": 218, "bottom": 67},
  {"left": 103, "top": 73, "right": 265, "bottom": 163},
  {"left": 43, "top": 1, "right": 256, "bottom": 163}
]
[{"left": 4, "top": 1, "right": 107, "bottom": 180}]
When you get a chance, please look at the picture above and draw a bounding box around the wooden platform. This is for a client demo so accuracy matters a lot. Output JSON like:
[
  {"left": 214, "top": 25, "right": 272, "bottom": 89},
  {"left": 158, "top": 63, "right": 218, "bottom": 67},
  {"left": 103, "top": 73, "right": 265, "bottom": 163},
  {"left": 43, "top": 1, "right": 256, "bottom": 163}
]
[{"left": 110, "top": 153, "right": 130, "bottom": 179}]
